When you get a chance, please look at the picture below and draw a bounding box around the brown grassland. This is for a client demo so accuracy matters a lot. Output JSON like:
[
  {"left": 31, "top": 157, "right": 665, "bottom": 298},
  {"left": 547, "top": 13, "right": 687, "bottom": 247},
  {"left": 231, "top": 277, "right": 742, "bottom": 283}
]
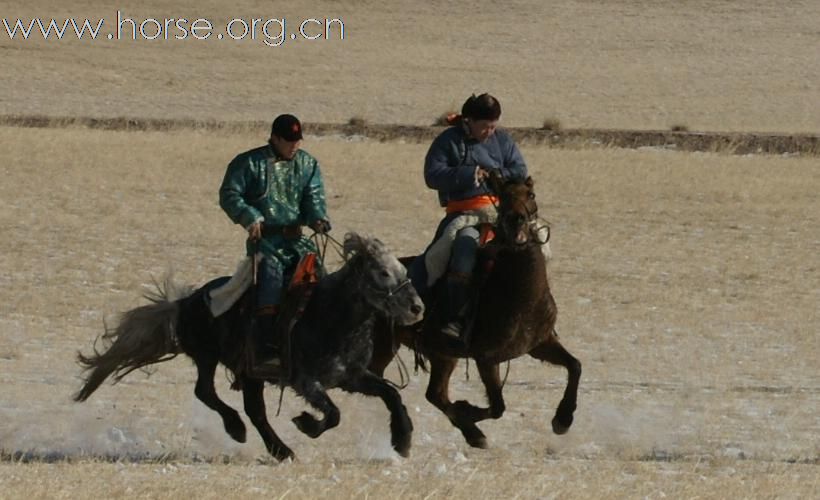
[
  {"left": 1, "top": 0, "right": 818, "bottom": 132},
  {"left": 0, "top": 126, "right": 817, "bottom": 498},
  {"left": 1, "top": 0, "right": 818, "bottom": 498}
]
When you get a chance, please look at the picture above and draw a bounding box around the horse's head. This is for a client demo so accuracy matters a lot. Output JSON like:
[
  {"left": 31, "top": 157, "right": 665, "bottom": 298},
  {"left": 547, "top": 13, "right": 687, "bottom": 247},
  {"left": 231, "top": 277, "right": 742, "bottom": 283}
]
[
  {"left": 487, "top": 172, "right": 544, "bottom": 248},
  {"left": 343, "top": 233, "right": 424, "bottom": 325}
]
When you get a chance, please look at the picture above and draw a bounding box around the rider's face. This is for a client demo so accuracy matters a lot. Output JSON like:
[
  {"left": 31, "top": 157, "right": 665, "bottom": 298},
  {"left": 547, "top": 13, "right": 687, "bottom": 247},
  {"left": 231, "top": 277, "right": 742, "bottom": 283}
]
[
  {"left": 465, "top": 118, "right": 498, "bottom": 142},
  {"left": 270, "top": 135, "right": 302, "bottom": 160}
]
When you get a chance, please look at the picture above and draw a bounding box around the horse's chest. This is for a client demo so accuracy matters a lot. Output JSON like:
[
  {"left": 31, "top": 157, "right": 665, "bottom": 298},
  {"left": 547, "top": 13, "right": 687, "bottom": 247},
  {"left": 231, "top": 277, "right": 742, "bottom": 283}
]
[
  {"left": 314, "top": 321, "right": 374, "bottom": 383},
  {"left": 476, "top": 295, "right": 554, "bottom": 355}
]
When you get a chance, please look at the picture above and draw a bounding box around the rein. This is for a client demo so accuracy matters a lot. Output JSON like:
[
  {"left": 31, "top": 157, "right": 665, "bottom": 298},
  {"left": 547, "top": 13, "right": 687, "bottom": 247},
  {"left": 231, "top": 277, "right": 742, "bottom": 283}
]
[
  {"left": 383, "top": 317, "right": 412, "bottom": 390},
  {"left": 310, "top": 232, "right": 346, "bottom": 268},
  {"left": 366, "top": 277, "right": 412, "bottom": 299},
  {"left": 461, "top": 358, "right": 511, "bottom": 387},
  {"left": 313, "top": 230, "right": 412, "bottom": 303}
]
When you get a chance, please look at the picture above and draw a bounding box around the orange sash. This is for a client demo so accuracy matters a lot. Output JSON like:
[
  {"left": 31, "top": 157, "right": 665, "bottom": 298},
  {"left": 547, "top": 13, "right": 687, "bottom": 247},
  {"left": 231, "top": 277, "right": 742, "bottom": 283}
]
[{"left": 445, "top": 195, "right": 499, "bottom": 214}]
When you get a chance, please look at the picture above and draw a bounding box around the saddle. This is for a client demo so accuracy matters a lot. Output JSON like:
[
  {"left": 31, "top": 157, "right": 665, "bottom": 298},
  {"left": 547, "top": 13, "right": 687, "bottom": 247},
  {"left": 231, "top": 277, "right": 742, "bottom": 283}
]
[
  {"left": 421, "top": 224, "right": 499, "bottom": 348},
  {"left": 241, "top": 253, "right": 322, "bottom": 382},
  {"left": 424, "top": 211, "right": 496, "bottom": 287},
  {"left": 278, "top": 251, "right": 322, "bottom": 349}
]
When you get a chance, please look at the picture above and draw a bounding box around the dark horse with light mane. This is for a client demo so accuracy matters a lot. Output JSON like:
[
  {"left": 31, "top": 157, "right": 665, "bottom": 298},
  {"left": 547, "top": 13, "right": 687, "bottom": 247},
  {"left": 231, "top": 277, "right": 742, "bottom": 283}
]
[
  {"left": 74, "top": 233, "right": 424, "bottom": 460},
  {"left": 370, "top": 174, "right": 581, "bottom": 448}
]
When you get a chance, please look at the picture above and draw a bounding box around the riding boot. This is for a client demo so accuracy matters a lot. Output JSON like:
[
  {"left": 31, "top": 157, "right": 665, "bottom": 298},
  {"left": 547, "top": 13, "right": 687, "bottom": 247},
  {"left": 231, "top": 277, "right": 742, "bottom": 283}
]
[
  {"left": 252, "top": 305, "right": 281, "bottom": 375},
  {"left": 440, "top": 272, "right": 472, "bottom": 343}
]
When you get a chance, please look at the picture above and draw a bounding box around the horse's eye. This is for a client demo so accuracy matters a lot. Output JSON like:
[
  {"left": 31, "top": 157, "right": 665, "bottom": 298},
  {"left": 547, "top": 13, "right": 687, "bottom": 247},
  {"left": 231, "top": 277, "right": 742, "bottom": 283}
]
[
  {"left": 528, "top": 192, "right": 536, "bottom": 200},
  {"left": 380, "top": 270, "right": 390, "bottom": 278}
]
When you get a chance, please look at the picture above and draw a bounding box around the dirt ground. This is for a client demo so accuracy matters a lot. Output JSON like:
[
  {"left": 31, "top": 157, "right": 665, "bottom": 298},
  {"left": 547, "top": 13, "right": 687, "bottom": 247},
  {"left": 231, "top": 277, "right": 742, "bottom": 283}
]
[{"left": 0, "top": 125, "right": 817, "bottom": 498}]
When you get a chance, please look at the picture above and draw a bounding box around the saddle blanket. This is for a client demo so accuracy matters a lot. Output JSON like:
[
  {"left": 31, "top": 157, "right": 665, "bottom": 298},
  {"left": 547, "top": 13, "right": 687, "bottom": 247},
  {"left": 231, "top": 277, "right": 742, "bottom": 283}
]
[
  {"left": 424, "top": 206, "right": 552, "bottom": 287},
  {"left": 425, "top": 206, "right": 497, "bottom": 287},
  {"left": 207, "top": 255, "right": 259, "bottom": 317}
]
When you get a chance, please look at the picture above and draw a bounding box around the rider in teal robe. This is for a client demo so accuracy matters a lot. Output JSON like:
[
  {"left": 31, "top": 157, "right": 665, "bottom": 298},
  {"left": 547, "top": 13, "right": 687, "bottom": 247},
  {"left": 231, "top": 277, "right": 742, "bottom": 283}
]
[{"left": 219, "top": 114, "right": 330, "bottom": 370}]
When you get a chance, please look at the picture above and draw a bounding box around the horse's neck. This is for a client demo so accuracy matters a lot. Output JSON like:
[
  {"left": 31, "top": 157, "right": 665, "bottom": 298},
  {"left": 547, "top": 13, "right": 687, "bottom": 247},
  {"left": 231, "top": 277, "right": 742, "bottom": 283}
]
[{"left": 316, "top": 262, "right": 371, "bottom": 325}]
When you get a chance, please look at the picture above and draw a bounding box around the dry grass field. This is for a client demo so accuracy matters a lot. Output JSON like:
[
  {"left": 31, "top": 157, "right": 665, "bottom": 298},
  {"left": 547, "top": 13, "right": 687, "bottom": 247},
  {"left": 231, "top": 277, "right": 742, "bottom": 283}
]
[
  {"left": 1, "top": 0, "right": 818, "bottom": 132},
  {"left": 0, "top": 125, "right": 817, "bottom": 498},
  {"left": 1, "top": 0, "right": 819, "bottom": 498}
]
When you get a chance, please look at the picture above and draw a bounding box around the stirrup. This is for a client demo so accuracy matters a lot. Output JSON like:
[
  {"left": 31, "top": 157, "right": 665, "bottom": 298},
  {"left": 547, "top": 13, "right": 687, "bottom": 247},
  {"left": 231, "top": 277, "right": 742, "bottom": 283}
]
[
  {"left": 250, "top": 335, "right": 282, "bottom": 377},
  {"left": 250, "top": 355, "right": 283, "bottom": 378},
  {"left": 440, "top": 320, "right": 464, "bottom": 339}
]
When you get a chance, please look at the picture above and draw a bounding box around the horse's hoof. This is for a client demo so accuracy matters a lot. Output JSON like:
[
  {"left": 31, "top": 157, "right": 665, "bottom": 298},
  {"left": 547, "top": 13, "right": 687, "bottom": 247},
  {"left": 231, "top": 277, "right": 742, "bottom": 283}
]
[
  {"left": 273, "top": 446, "right": 296, "bottom": 462},
  {"left": 292, "top": 412, "right": 322, "bottom": 438},
  {"left": 225, "top": 415, "right": 248, "bottom": 443},
  {"left": 394, "top": 443, "right": 411, "bottom": 458},
  {"left": 551, "top": 414, "right": 573, "bottom": 435},
  {"left": 226, "top": 422, "right": 247, "bottom": 443},
  {"left": 463, "top": 428, "right": 488, "bottom": 449},
  {"left": 392, "top": 434, "right": 412, "bottom": 458},
  {"left": 467, "top": 435, "right": 488, "bottom": 449}
]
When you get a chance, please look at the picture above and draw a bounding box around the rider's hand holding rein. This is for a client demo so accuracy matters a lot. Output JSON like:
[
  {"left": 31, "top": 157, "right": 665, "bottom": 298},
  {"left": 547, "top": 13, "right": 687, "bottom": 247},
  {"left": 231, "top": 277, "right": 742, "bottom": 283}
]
[
  {"left": 310, "top": 219, "right": 332, "bottom": 234},
  {"left": 475, "top": 166, "right": 492, "bottom": 187},
  {"left": 247, "top": 221, "right": 263, "bottom": 241}
]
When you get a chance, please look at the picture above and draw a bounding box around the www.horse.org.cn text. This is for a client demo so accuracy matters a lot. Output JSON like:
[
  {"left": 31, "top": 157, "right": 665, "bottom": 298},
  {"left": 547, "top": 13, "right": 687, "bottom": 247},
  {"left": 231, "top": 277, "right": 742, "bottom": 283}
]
[{"left": 2, "top": 11, "right": 346, "bottom": 47}]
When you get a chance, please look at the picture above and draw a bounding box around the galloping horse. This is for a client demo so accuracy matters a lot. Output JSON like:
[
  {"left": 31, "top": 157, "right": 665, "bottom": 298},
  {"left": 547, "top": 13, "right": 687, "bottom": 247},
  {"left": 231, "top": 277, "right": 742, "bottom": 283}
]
[
  {"left": 75, "top": 233, "right": 424, "bottom": 460},
  {"left": 370, "top": 175, "right": 581, "bottom": 448}
]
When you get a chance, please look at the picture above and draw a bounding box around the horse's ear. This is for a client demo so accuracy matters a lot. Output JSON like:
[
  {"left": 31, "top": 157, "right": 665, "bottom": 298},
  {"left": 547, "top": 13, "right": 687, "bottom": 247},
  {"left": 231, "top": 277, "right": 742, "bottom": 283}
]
[
  {"left": 486, "top": 169, "right": 505, "bottom": 195},
  {"left": 364, "top": 237, "right": 386, "bottom": 257},
  {"left": 525, "top": 176, "right": 534, "bottom": 189},
  {"left": 343, "top": 232, "right": 364, "bottom": 260}
]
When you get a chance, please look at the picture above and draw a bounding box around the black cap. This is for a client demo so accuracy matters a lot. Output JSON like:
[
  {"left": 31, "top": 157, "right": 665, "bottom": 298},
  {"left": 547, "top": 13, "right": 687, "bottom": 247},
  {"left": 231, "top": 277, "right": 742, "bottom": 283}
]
[
  {"left": 461, "top": 93, "right": 501, "bottom": 121},
  {"left": 271, "top": 114, "right": 303, "bottom": 141}
]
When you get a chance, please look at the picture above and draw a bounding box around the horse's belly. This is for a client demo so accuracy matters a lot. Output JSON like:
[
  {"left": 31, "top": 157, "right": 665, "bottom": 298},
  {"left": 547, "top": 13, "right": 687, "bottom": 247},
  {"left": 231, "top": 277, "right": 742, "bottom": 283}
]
[
  {"left": 474, "top": 308, "right": 554, "bottom": 362},
  {"left": 309, "top": 338, "right": 373, "bottom": 386}
]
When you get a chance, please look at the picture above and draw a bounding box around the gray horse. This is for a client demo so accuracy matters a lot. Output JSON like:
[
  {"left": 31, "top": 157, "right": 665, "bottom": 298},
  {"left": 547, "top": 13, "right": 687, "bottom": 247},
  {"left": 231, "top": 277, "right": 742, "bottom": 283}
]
[{"left": 74, "top": 233, "right": 424, "bottom": 461}]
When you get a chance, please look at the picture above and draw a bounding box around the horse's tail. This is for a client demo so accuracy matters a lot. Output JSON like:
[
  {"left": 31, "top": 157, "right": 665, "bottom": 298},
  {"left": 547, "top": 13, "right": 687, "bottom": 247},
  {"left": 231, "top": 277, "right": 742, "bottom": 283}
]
[{"left": 73, "top": 278, "right": 195, "bottom": 402}]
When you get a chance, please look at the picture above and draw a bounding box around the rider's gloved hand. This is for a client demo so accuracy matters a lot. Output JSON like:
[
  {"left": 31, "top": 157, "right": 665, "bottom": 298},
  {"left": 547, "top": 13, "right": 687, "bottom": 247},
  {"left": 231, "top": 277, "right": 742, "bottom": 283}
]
[
  {"left": 475, "top": 166, "right": 502, "bottom": 187},
  {"left": 310, "top": 219, "right": 331, "bottom": 234},
  {"left": 247, "top": 221, "right": 262, "bottom": 241}
]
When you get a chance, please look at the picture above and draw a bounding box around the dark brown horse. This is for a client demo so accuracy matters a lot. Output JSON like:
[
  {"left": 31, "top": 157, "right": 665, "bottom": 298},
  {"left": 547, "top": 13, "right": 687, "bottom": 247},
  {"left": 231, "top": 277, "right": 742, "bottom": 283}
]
[{"left": 370, "top": 175, "right": 581, "bottom": 448}]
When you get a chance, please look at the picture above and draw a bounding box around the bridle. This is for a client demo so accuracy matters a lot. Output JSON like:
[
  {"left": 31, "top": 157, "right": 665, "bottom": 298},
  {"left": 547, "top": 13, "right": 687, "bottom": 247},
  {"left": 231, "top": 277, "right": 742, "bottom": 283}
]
[
  {"left": 362, "top": 269, "right": 413, "bottom": 303},
  {"left": 309, "top": 231, "right": 413, "bottom": 304},
  {"left": 377, "top": 277, "right": 413, "bottom": 298},
  {"left": 308, "top": 231, "right": 417, "bottom": 390},
  {"left": 484, "top": 180, "right": 551, "bottom": 247}
]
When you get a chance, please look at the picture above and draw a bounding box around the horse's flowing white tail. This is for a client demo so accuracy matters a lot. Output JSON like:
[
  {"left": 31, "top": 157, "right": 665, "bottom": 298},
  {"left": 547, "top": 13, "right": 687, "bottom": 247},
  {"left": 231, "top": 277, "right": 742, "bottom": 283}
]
[{"left": 73, "top": 278, "right": 193, "bottom": 402}]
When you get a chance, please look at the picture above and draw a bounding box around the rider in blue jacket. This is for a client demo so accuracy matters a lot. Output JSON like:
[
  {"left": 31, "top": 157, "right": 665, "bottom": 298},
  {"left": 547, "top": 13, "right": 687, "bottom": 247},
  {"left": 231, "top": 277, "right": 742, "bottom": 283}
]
[{"left": 411, "top": 94, "right": 528, "bottom": 341}]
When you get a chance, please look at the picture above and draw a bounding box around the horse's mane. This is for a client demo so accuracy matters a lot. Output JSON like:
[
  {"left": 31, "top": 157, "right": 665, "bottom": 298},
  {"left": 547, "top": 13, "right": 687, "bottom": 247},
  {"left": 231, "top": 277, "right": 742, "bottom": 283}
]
[
  {"left": 342, "top": 232, "right": 389, "bottom": 262},
  {"left": 312, "top": 232, "right": 392, "bottom": 298}
]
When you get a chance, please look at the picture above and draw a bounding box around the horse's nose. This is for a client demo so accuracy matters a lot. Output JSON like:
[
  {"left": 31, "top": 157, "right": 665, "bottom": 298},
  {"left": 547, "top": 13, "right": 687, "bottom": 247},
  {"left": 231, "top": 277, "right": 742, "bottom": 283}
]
[{"left": 411, "top": 304, "right": 422, "bottom": 316}]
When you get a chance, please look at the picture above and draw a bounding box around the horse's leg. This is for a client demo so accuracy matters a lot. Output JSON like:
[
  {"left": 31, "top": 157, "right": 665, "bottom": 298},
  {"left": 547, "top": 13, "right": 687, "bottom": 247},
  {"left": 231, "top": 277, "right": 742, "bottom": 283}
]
[
  {"left": 291, "top": 379, "right": 340, "bottom": 439},
  {"left": 340, "top": 371, "right": 413, "bottom": 457},
  {"left": 529, "top": 335, "right": 582, "bottom": 434},
  {"left": 368, "top": 318, "right": 397, "bottom": 377},
  {"left": 426, "top": 355, "right": 488, "bottom": 448},
  {"left": 241, "top": 378, "right": 294, "bottom": 461},
  {"left": 436, "top": 360, "right": 507, "bottom": 448},
  {"left": 474, "top": 360, "right": 506, "bottom": 420},
  {"left": 193, "top": 356, "right": 246, "bottom": 443}
]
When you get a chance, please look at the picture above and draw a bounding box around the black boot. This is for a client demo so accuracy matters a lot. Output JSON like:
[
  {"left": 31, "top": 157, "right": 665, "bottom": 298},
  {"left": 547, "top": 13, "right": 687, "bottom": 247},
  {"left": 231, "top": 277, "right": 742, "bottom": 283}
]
[
  {"left": 252, "top": 307, "right": 281, "bottom": 375},
  {"left": 440, "top": 273, "right": 471, "bottom": 343}
]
